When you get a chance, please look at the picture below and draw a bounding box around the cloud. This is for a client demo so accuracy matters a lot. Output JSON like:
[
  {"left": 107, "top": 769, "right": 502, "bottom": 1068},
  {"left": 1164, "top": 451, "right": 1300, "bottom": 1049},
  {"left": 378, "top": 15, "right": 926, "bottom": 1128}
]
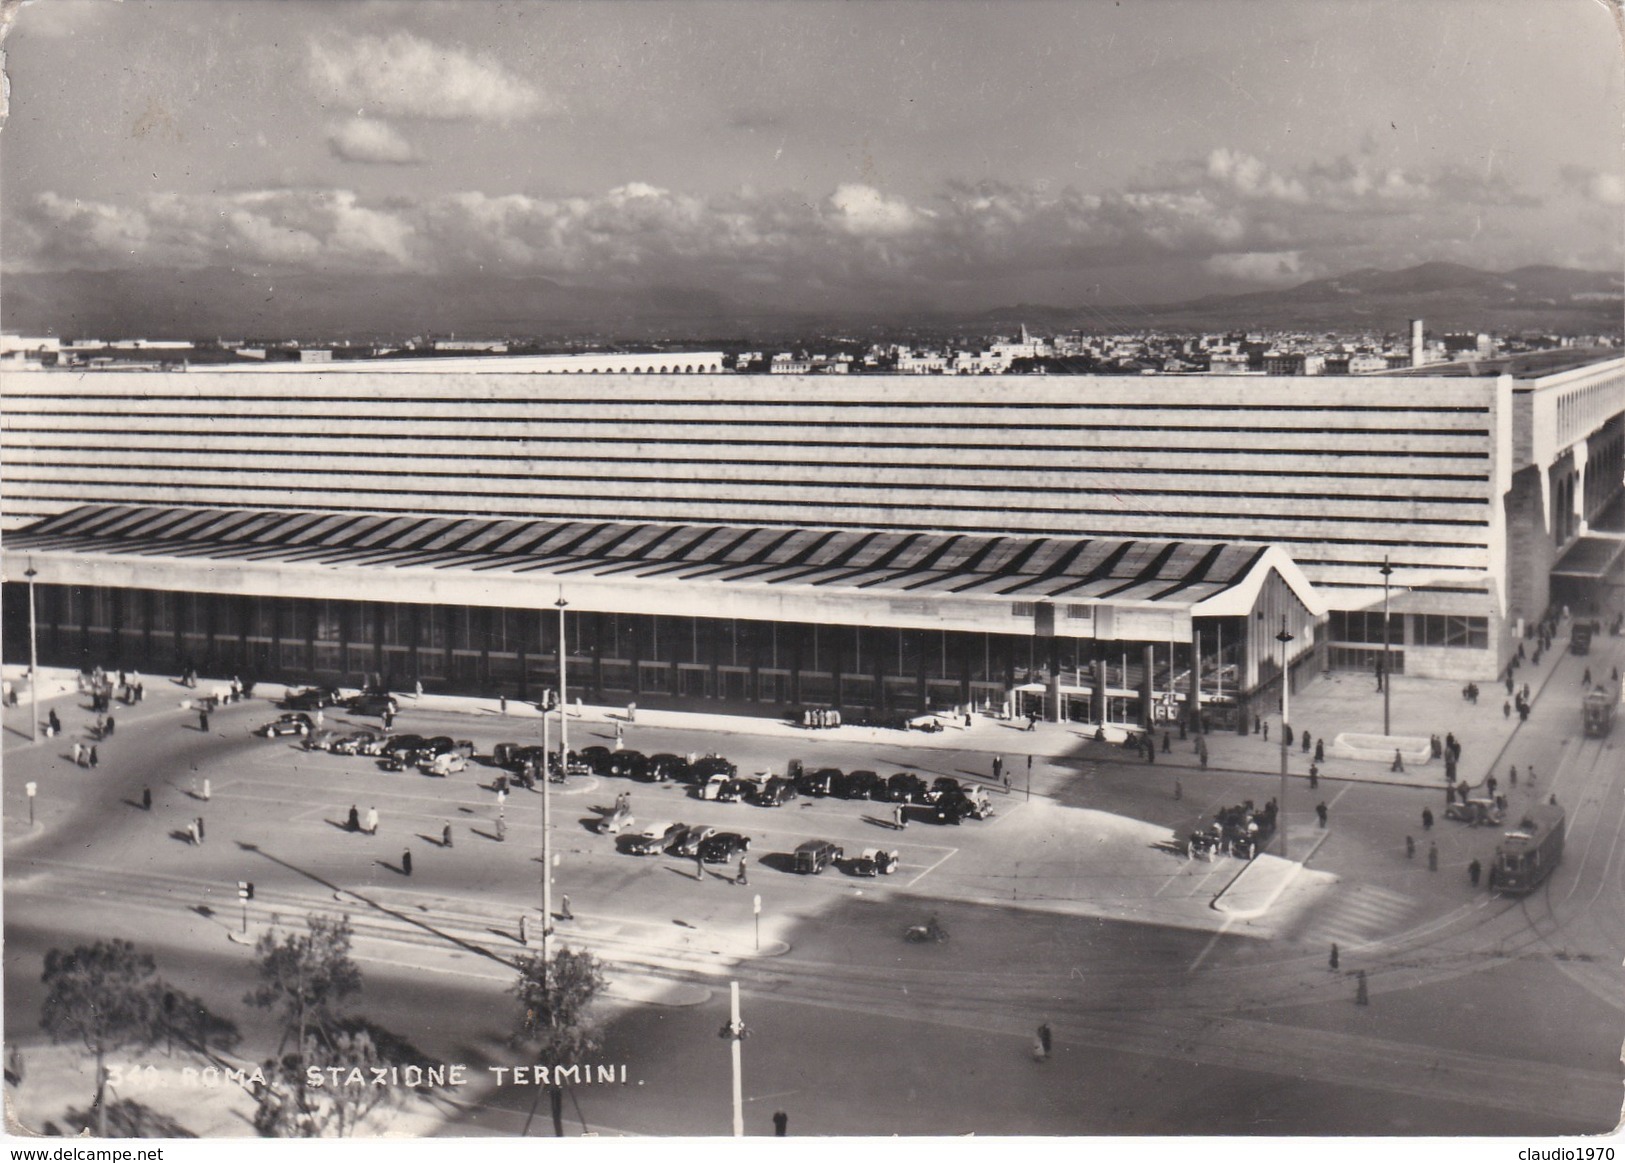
[
  {"left": 1203, "top": 250, "right": 1307, "bottom": 284},
  {"left": 828, "top": 184, "right": 926, "bottom": 235},
  {"left": 1561, "top": 165, "right": 1625, "bottom": 207},
  {"left": 308, "top": 31, "right": 548, "bottom": 122},
  {"left": 327, "top": 117, "right": 421, "bottom": 165}
]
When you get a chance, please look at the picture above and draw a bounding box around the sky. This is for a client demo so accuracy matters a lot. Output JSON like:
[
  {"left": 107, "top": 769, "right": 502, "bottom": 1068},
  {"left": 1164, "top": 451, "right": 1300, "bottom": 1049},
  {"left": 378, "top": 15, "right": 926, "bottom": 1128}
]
[{"left": 2, "top": 0, "right": 1621, "bottom": 315}]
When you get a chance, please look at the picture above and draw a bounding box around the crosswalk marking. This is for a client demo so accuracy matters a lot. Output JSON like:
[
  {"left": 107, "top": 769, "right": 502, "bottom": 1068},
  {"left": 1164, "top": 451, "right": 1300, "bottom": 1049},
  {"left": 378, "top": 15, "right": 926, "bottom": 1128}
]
[{"left": 1296, "top": 883, "right": 1416, "bottom": 948}]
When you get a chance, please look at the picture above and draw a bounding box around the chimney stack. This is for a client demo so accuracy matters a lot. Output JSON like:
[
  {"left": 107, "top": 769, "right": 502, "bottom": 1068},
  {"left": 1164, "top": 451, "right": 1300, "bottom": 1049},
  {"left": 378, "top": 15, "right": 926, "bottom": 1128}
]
[{"left": 1410, "top": 319, "right": 1425, "bottom": 369}]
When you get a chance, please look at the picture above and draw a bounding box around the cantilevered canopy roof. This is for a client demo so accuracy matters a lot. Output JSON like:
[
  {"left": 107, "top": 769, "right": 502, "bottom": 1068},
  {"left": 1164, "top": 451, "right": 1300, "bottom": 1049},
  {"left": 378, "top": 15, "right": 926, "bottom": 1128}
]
[
  {"left": 1552, "top": 535, "right": 1625, "bottom": 581},
  {"left": 6, "top": 505, "right": 1321, "bottom": 625}
]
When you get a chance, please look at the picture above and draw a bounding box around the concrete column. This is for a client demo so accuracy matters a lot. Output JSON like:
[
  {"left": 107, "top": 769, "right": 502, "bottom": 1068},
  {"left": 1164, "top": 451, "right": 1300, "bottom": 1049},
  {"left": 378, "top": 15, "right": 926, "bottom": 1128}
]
[
  {"left": 1047, "top": 638, "right": 1062, "bottom": 722},
  {"left": 1092, "top": 647, "right": 1107, "bottom": 724},
  {"left": 1139, "top": 643, "right": 1155, "bottom": 728},
  {"left": 1188, "top": 625, "right": 1203, "bottom": 731}
]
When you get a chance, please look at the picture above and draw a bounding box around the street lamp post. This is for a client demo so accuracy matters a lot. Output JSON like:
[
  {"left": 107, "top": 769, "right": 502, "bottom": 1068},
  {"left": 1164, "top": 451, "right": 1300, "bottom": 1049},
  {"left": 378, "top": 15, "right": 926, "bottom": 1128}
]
[
  {"left": 546, "top": 591, "right": 568, "bottom": 952},
  {"left": 1379, "top": 555, "right": 1393, "bottom": 738},
  {"left": 25, "top": 559, "right": 39, "bottom": 743},
  {"left": 721, "top": 980, "right": 746, "bottom": 1136},
  {"left": 1277, "top": 615, "right": 1295, "bottom": 861}
]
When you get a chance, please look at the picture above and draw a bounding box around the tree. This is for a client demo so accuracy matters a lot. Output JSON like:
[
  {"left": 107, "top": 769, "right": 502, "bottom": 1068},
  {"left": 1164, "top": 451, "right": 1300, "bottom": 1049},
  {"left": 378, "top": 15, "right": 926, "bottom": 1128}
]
[
  {"left": 39, "top": 941, "right": 164, "bottom": 1137},
  {"left": 510, "top": 945, "right": 607, "bottom": 1137},
  {"left": 245, "top": 914, "right": 362, "bottom": 1136},
  {"left": 252, "top": 1029, "right": 396, "bottom": 1138}
]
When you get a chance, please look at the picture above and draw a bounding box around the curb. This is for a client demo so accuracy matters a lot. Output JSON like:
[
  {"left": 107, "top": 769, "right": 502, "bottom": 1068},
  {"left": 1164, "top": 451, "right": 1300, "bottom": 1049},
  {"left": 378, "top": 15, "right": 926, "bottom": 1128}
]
[{"left": 1210, "top": 827, "right": 1332, "bottom": 919}]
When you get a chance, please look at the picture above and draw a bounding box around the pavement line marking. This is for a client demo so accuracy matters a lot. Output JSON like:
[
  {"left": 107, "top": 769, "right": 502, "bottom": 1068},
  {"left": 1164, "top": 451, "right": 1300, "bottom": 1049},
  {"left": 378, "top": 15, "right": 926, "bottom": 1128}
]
[
  {"left": 1186, "top": 914, "right": 1236, "bottom": 973},
  {"left": 905, "top": 846, "right": 959, "bottom": 888}
]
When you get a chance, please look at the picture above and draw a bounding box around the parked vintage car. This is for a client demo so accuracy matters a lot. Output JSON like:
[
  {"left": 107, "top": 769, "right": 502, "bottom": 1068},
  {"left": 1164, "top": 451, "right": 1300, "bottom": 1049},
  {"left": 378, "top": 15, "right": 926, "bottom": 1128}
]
[
  {"left": 647, "top": 753, "right": 691, "bottom": 783},
  {"left": 281, "top": 686, "right": 341, "bottom": 711},
  {"left": 330, "top": 727, "right": 388, "bottom": 756},
  {"left": 596, "top": 804, "right": 636, "bottom": 835},
  {"left": 420, "top": 751, "right": 468, "bottom": 777},
  {"left": 345, "top": 691, "right": 399, "bottom": 717},
  {"left": 716, "top": 777, "right": 759, "bottom": 803},
  {"left": 882, "top": 773, "right": 931, "bottom": 803},
  {"left": 607, "top": 750, "right": 650, "bottom": 779},
  {"left": 699, "top": 831, "right": 751, "bottom": 863},
  {"left": 755, "top": 776, "right": 798, "bottom": 807},
  {"left": 621, "top": 821, "right": 687, "bottom": 855},
  {"left": 575, "top": 745, "right": 615, "bottom": 775},
  {"left": 256, "top": 712, "right": 313, "bottom": 738},
  {"left": 847, "top": 848, "right": 900, "bottom": 877},
  {"left": 671, "top": 824, "right": 717, "bottom": 857},
  {"left": 834, "top": 770, "right": 884, "bottom": 800},
  {"left": 1445, "top": 798, "right": 1504, "bottom": 826},
  {"left": 795, "top": 767, "right": 839, "bottom": 797},
  {"left": 793, "top": 839, "right": 844, "bottom": 874},
  {"left": 692, "top": 755, "right": 738, "bottom": 781}
]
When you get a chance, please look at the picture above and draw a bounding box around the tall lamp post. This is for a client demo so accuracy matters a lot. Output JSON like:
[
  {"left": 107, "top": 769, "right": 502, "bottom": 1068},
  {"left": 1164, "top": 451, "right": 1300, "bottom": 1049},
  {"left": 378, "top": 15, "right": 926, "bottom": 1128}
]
[
  {"left": 1276, "top": 615, "right": 1295, "bottom": 860},
  {"left": 25, "top": 559, "right": 40, "bottom": 743},
  {"left": 545, "top": 590, "right": 568, "bottom": 950},
  {"left": 1379, "top": 555, "right": 1393, "bottom": 738}
]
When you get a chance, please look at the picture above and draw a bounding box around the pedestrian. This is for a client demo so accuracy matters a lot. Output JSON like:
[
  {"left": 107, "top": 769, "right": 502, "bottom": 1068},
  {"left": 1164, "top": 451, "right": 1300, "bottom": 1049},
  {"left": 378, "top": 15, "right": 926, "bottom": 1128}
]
[
  {"left": 1315, "top": 801, "right": 1328, "bottom": 828},
  {"left": 993, "top": 755, "right": 1004, "bottom": 784},
  {"left": 1422, "top": 807, "right": 1434, "bottom": 830},
  {"left": 696, "top": 853, "right": 706, "bottom": 881},
  {"left": 1583, "top": 666, "right": 1592, "bottom": 686},
  {"left": 561, "top": 894, "right": 573, "bottom": 920},
  {"left": 366, "top": 806, "right": 379, "bottom": 836},
  {"left": 1468, "top": 858, "right": 1481, "bottom": 887},
  {"left": 1308, "top": 763, "right": 1319, "bottom": 788},
  {"left": 1197, "top": 738, "right": 1208, "bottom": 769},
  {"left": 187, "top": 819, "right": 200, "bottom": 846},
  {"left": 1486, "top": 776, "right": 1497, "bottom": 799},
  {"left": 1262, "top": 721, "right": 1269, "bottom": 742},
  {"left": 142, "top": 786, "right": 152, "bottom": 811},
  {"left": 88, "top": 745, "right": 98, "bottom": 769},
  {"left": 1037, "top": 1022, "right": 1053, "bottom": 1061},
  {"left": 1427, "top": 842, "right": 1438, "bottom": 871},
  {"left": 737, "top": 855, "right": 748, "bottom": 886},
  {"left": 1391, "top": 749, "right": 1404, "bottom": 773},
  {"left": 1355, "top": 970, "right": 1369, "bottom": 1006},
  {"left": 48, "top": 709, "right": 61, "bottom": 735},
  {"left": 519, "top": 914, "right": 528, "bottom": 945},
  {"left": 1329, "top": 942, "right": 1340, "bottom": 970},
  {"left": 348, "top": 805, "right": 360, "bottom": 832},
  {"left": 1026, "top": 711, "right": 1037, "bottom": 732},
  {"left": 1405, "top": 835, "right": 1415, "bottom": 859},
  {"left": 443, "top": 821, "right": 453, "bottom": 848},
  {"left": 497, "top": 788, "right": 508, "bottom": 815},
  {"left": 1162, "top": 731, "right": 1171, "bottom": 754},
  {"left": 1503, "top": 701, "right": 1511, "bottom": 719},
  {"left": 1146, "top": 741, "right": 1155, "bottom": 765},
  {"left": 495, "top": 817, "right": 506, "bottom": 842},
  {"left": 773, "top": 1111, "right": 789, "bottom": 1137},
  {"left": 402, "top": 849, "right": 412, "bottom": 876},
  {"left": 415, "top": 680, "right": 423, "bottom": 699},
  {"left": 894, "top": 803, "right": 907, "bottom": 830},
  {"left": 198, "top": 708, "right": 209, "bottom": 733},
  {"left": 1430, "top": 734, "right": 1441, "bottom": 759},
  {"left": 196, "top": 816, "right": 205, "bottom": 843},
  {"left": 202, "top": 778, "right": 211, "bottom": 802},
  {"left": 1283, "top": 724, "right": 1294, "bottom": 749},
  {"left": 383, "top": 709, "right": 393, "bottom": 730},
  {"left": 500, "top": 694, "right": 508, "bottom": 715},
  {"left": 614, "top": 722, "right": 624, "bottom": 749},
  {"left": 1509, "top": 765, "right": 1517, "bottom": 787},
  {"left": 1528, "top": 765, "right": 1536, "bottom": 784},
  {"left": 71, "top": 741, "right": 84, "bottom": 767}
]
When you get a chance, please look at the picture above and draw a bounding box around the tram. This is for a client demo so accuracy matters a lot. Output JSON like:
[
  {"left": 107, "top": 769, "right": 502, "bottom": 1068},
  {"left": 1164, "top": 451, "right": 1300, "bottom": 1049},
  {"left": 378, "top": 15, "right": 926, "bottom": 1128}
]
[
  {"left": 1488, "top": 803, "right": 1565, "bottom": 894},
  {"left": 1582, "top": 684, "right": 1618, "bottom": 738}
]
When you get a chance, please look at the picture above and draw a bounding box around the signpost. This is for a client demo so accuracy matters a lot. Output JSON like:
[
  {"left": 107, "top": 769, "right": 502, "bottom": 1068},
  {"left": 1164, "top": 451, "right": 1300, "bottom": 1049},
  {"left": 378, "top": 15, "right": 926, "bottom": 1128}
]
[{"left": 238, "top": 881, "right": 254, "bottom": 934}]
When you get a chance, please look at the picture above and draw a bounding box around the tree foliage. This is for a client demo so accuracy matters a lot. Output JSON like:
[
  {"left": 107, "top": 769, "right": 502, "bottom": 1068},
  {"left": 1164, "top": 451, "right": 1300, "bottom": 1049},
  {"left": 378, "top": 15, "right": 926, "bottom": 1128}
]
[
  {"left": 245, "top": 914, "right": 361, "bottom": 1054},
  {"left": 39, "top": 940, "right": 166, "bottom": 1136},
  {"left": 252, "top": 1030, "right": 397, "bottom": 1139},
  {"left": 510, "top": 945, "right": 607, "bottom": 1137}
]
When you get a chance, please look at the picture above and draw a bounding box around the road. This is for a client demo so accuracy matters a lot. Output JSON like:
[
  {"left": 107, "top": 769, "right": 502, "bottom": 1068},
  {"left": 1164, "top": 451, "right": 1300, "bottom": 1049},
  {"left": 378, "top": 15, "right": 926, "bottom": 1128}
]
[{"left": 4, "top": 649, "right": 1623, "bottom": 1136}]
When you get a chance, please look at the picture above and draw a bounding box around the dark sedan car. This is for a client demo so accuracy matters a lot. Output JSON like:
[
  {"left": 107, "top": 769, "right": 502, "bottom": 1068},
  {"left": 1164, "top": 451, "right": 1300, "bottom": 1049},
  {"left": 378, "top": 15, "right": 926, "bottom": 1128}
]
[
  {"left": 255, "top": 712, "right": 313, "bottom": 737},
  {"left": 699, "top": 832, "right": 751, "bottom": 864},
  {"left": 834, "top": 770, "right": 884, "bottom": 800},
  {"left": 793, "top": 838, "right": 844, "bottom": 874},
  {"left": 755, "top": 776, "right": 797, "bottom": 807},
  {"left": 795, "top": 767, "right": 839, "bottom": 797},
  {"left": 716, "top": 777, "right": 758, "bottom": 804},
  {"left": 346, "top": 692, "right": 399, "bottom": 717},
  {"left": 380, "top": 733, "right": 428, "bottom": 758},
  {"left": 607, "top": 750, "right": 649, "bottom": 779},
  {"left": 648, "top": 753, "right": 691, "bottom": 783},
  {"left": 281, "top": 686, "right": 341, "bottom": 711},
  {"left": 575, "top": 745, "right": 615, "bottom": 775},
  {"left": 883, "top": 773, "right": 930, "bottom": 803},
  {"left": 692, "top": 755, "right": 738, "bottom": 780}
]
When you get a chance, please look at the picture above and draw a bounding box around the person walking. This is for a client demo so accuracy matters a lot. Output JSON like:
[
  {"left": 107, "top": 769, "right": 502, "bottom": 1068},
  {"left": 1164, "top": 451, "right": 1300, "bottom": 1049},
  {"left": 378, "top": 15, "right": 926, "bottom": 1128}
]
[
  {"left": 993, "top": 755, "right": 1004, "bottom": 785},
  {"left": 614, "top": 721, "right": 624, "bottom": 749},
  {"left": 142, "top": 786, "right": 152, "bottom": 811},
  {"left": 1315, "top": 801, "right": 1328, "bottom": 828},
  {"left": 383, "top": 708, "right": 394, "bottom": 730},
  {"left": 1314, "top": 738, "right": 1324, "bottom": 764},
  {"left": 202, "top": 778, "right": 211, "bottom": 803},
  {"left": 88, "top": 745, "right": 99, "bottom": 769},
  {"left": 402, "top": 849, "right": 413, "bottom": 876},
  {"left": 366, "top": 806, "right": 379, "bottom": 836},
  {"left": 1308, "top": 762, "right": 1319, "bottom": 788},
  {"left": 443, "top": 821, "right": 453, "bottom": 848},
  {"left": 894, "top": 803, "right": 907, "bottom": 831},
  {"left": 1198, "top": 738, "right": 1209, "bottom": 770},
  {"left": 495, "top": 816, "right": 506, "bottom": 843},
  {"left": 195, "top": 816, "right": 205, "bottom": 844},
  {"left": 71, "top": 741, "right": 84, "bottom": 767},
  {"left": 1262, "top": 721, "right": 1269, "bottom": 742},
  {"left": 104, "top": 713, "right": 115, "bottom": 736},
  {"left": 198, "top": 707, "right": 210, "bottom": 733},
  {"left": 1162, "top": 731, "right": 1171, "bottom": 754},
  {"left": 1391, "top": 749, "right": 1404, "bottom": 773},
  {"left": 1036, "top": 1023, "right": 1053, "bottom": 1062},
  {"left": 47, "top": 709, "right": 61, "bottom": 735},
  {"left": 347, "top": 804, "right": 360, "bottom": 832},
  {"left": 187, "top": 819, "right": 200, "bottom": 846},
  {"left": 1405, "top": 835, "right": 1416, "bottom": 859},
  {"left": 736, "top": 855, "right": 749, "bottom": 886},
  {"left": 695, "top": 853, "right": 706, "bottom": 882},
  {"left": 1329, "top": 943, "right": 1340, "bottom": 971},
  {"left": 1509, "top": 765, "right": 1518, "bottom": 787},
  {"left": 773, "top": 1112, "right": 789, "bottom": 1137},
  {"left": 1468, "top": 858, "right": 1482, "bottom": 887},
  {"left": 1427, "top": 842, "right": 1438, "bottom": 871},
  {"left": 1422, "top": 807, "right": 1434, "bottom": 830}
]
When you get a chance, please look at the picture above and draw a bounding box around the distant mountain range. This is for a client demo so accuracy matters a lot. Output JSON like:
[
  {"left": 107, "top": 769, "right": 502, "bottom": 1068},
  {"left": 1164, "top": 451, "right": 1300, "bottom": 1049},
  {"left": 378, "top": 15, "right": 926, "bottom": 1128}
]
[
  {"left": 3, "top": 260, "right": 1619, "bottom": 342},
  {"left": 979, "top": 262, "right": 1623, "bottom": 335}
]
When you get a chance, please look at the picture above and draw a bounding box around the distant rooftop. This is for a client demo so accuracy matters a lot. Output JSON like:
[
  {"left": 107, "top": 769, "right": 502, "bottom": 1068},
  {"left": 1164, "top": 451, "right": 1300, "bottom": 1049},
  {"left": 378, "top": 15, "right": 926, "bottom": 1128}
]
[{"left": 1384, "top": 348, "right": 1620, "bottom": 380}]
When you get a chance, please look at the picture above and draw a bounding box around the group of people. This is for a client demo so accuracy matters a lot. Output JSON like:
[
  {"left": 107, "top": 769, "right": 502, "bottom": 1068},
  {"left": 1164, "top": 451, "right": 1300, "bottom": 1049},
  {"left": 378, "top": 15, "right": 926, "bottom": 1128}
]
[
  {"left": 801, "top": 708, "right": 843, "bottom": 729},
  {"left": 345, "top": 804, "right": 381, "bottom": 835},
  {"left": 1188, "top": 799, "right": 1277, "bottom": 861}
]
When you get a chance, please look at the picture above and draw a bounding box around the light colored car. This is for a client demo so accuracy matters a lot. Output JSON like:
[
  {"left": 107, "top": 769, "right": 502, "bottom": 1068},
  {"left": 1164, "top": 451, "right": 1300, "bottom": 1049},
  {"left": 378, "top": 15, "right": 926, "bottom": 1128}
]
[
  {"left": 420, "top": 751, "right": 468, "bottom": 776},
  {"left": 597, "top": 805, "right": 636, "bottom": 835},
  {"left": 622, "top": 821, "right": 686, "bottom": 855},
  {"left": 672, "top": 824, "right": 716, "bottom": 857}
]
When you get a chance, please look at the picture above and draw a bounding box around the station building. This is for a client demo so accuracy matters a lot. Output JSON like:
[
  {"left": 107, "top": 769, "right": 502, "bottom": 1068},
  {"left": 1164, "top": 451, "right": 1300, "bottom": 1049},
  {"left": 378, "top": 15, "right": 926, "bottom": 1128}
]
[{"left": 3, "top": 351, "right": 1621, "bottom": 727}]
